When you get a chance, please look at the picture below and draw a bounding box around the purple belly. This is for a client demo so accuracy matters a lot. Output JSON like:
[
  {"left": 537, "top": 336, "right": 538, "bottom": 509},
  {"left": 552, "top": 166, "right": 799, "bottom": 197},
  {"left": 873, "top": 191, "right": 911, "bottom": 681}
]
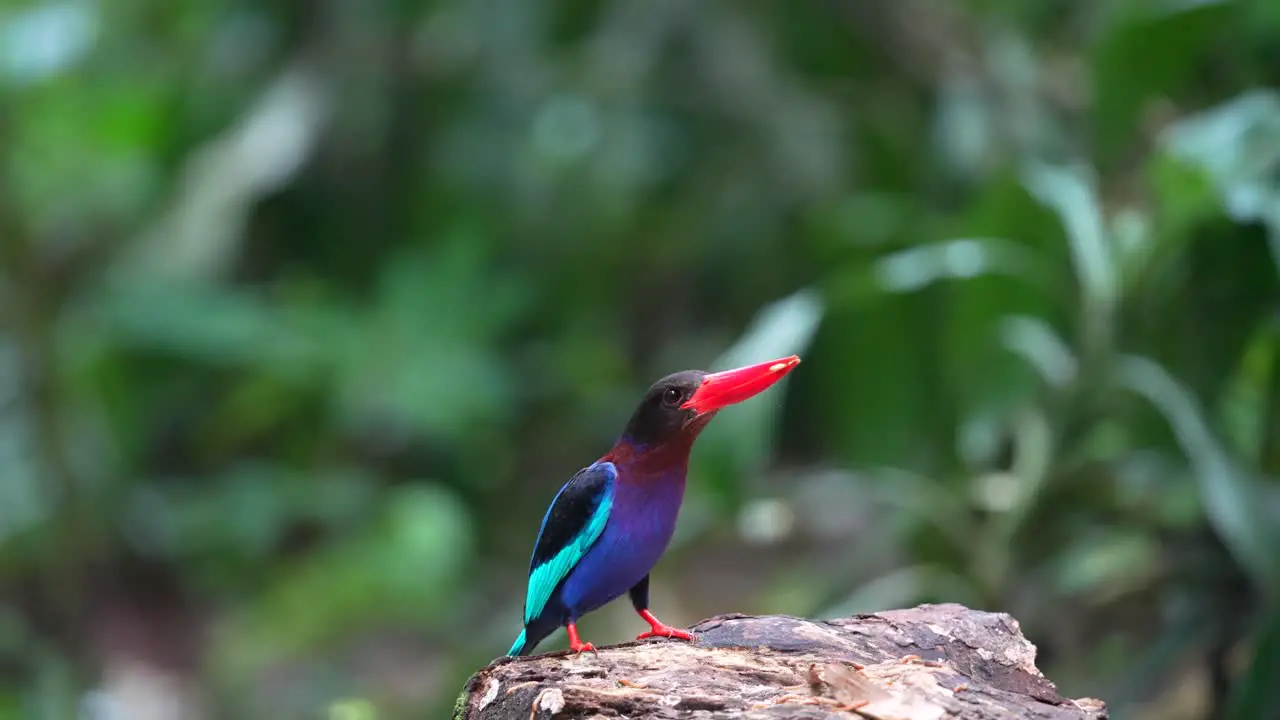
[{"left": 559, "top": 477, "right": 684, "bottom": 618}]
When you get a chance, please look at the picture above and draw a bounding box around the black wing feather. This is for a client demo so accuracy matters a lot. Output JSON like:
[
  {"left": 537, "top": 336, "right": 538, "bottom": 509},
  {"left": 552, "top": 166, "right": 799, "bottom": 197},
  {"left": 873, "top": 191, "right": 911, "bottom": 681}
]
[{"left": 528, "top": 462, "right": 614, "bottom": 573}]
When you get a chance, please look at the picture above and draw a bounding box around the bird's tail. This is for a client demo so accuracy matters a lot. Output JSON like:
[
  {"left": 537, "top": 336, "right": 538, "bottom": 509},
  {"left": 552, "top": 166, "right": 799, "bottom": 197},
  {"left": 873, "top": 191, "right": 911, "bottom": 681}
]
[
  {"left": 507, "top": 629, "right": 529, "bottom": 657},
  {"left": 508, "top": 623, "right": 555, "bottom": 657}
]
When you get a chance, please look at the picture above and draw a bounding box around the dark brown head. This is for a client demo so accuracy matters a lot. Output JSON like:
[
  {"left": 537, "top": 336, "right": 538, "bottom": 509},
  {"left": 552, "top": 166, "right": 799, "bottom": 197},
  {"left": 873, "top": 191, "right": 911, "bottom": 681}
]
[{"left": 618, "top": 355, "right": 801, "bottom": 450}]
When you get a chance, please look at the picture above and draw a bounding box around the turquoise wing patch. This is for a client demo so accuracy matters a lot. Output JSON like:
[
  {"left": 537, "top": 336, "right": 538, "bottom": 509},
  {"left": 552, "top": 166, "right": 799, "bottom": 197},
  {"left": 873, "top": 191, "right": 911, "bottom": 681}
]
[{"left": 523, "top": 462, "right": 616, "bottom": 624}]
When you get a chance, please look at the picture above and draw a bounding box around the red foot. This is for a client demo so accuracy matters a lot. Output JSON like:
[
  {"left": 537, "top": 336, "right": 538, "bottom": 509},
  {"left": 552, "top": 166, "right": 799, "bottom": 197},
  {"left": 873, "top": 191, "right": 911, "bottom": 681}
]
[
  {"left": 566, "top": 623, "right": 597, "bottom": 654},
  {"left": 636, "top": 609, "right": 695, "bottom": 642}
]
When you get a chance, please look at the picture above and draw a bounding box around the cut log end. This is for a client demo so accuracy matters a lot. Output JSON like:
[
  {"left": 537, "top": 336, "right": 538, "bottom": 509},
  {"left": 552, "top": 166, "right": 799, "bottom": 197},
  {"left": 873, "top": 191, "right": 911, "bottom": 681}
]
[{"left": 457, "top": 603, "right": 1107, "bottom": 719}]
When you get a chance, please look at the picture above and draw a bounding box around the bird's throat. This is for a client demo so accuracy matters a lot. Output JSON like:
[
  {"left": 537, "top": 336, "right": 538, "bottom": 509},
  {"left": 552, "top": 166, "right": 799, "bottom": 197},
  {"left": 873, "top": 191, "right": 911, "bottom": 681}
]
[{"left": 607, "top": 432, "right": 698, "bottom": 476}]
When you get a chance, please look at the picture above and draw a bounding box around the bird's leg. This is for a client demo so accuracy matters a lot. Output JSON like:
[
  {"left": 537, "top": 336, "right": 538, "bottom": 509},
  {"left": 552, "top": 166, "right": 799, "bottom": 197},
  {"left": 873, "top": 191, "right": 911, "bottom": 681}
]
[
  {"left": 637, "top": 609, "right": 694, "bottom": 641},
  {"left": 628, "top": 575, "right": 695, "bottom": 642},
  {"left": 564, "top": 623, "right": 596, "bottom": 653}
]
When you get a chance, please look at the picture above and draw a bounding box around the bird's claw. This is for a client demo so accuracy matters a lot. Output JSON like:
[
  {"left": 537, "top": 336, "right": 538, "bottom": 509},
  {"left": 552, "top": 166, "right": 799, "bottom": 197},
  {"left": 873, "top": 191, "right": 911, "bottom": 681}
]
[
  {"left": 565, "top": 623, "right": 597, "bottom": 654},
  {"left": 636, "top": 626, "right": 695, "bottom": 642}
]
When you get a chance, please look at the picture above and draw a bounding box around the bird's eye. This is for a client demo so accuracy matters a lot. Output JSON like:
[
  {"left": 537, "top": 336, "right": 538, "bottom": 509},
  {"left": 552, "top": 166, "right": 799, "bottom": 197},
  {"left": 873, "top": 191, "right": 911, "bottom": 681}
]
[{"left": 662, "top": 387, "right": 684, "bottom": 406}]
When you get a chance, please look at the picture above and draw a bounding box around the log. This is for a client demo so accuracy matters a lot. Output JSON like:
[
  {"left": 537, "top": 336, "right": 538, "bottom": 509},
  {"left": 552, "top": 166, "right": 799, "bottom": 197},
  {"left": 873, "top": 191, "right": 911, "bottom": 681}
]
[{"left": 455, "top": 603, "right": 1107, "bottom": 719}]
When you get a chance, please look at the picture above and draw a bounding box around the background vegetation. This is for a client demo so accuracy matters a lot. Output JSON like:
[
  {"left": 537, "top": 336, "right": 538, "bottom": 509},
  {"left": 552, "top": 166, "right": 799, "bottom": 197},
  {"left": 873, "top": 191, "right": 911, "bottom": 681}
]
[{"left": 2, "top": 0, "right": 1280, "bottom": 718}]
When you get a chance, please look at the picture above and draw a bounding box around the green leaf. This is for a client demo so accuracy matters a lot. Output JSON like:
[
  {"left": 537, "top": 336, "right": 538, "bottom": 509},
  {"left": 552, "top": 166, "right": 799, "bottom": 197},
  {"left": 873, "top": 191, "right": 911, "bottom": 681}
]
[
  {"left": 119, "top": 70, "right": 329, "bottom": 282},
  {"left": 0, "top": 3, "right": 97, "bottom": 85},
  {"left": 1022, "top": 162, "right": 1118, "bottom": 353},
  {"left": 93, "top": 279, "right": 320, "bottom": 369},
  {"left": 217, "top": 484, "right": 472, "bottom": 675},
  {"left": 1227, "top": 604, "right": 1280, "bottom": 720},
  {"left": 872, "top": 237, "right": 1048, "bottom": 293},
  {"left": 1091, "top": 0, "right": 1237, "bottom": 164},
  {"left": 854, "top": 467, "right": 974, "bottom": 552},
  {"left": 1219, "top": 323, "right": 1278, "bottom": 459},
  {"left": 131, "top": 464, "right": 378, "bottom": 573},
  {"left": 1116, "top": 354, "right": 1280, "bottom": 591},
  {"left": 1053, "top": 530, "right": 1162, "bottom": 600},
  {"left": 1160, "top": 89, "right": 1280, "bottom": 269},
  {"left": 332, "top": 238, "right": 529, "bottom": 440},
  {"left": 998, "top": 315, "right": 1077, "bottom": 389}
]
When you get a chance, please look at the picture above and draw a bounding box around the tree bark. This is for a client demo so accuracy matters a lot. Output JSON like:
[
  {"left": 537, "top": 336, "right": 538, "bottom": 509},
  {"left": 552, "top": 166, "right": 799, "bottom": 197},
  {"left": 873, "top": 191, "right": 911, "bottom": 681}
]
[{"left": 455, "top": 603, "right": 1107, "bottom": 719}]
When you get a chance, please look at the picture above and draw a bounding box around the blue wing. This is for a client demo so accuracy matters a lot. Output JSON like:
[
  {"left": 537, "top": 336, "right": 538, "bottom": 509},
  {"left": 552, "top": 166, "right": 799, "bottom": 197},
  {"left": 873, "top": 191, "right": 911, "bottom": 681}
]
[{"left": 523, "top": 461, "right": 616, "bottom": 625}]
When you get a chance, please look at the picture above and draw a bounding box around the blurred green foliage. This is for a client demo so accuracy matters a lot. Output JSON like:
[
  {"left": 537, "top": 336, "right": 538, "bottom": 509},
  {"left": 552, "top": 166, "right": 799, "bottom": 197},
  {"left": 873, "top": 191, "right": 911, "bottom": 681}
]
[{"left": 2, "top": 0, "right": 1280, "bottom": 718}]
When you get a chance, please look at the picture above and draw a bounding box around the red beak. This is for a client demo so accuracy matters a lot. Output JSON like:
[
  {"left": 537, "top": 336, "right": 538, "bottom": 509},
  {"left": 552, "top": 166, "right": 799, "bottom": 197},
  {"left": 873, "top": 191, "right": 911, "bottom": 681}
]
[{"left": 681, "top": 355, "right": 801, "bottom": 415}]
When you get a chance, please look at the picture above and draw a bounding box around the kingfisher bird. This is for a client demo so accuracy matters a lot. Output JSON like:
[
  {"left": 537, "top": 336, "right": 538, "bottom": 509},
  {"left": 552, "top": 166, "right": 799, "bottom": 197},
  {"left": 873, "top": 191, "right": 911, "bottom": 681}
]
[{"left": 507, "top": 355, "right": 801, "bottom": 656}]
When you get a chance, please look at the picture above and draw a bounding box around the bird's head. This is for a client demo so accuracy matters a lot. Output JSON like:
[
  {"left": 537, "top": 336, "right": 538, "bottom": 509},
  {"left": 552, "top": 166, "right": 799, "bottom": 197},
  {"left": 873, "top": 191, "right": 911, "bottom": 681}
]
[{"left": 619, "top": 355, "right": 801, "bottom": 451}]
